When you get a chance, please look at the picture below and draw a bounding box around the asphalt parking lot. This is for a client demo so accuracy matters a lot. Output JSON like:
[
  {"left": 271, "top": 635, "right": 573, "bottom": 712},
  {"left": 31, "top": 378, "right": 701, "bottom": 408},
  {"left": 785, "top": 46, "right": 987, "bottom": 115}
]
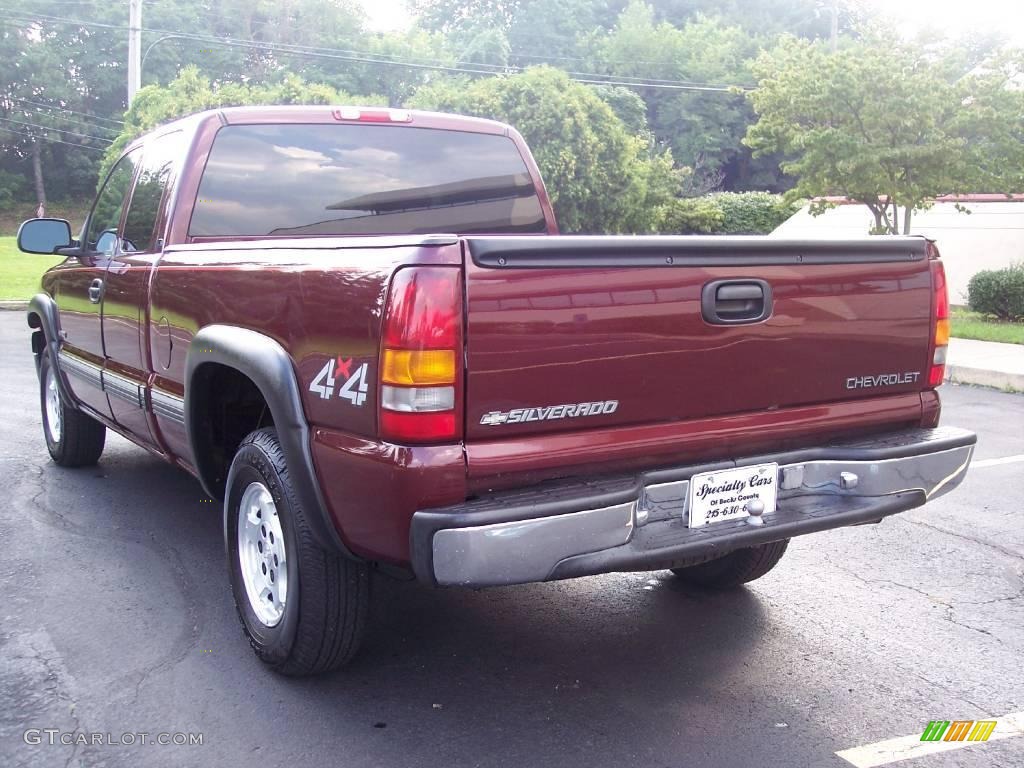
[{"left": 1, "top": 310, "right": 1022, "bottom": 768}]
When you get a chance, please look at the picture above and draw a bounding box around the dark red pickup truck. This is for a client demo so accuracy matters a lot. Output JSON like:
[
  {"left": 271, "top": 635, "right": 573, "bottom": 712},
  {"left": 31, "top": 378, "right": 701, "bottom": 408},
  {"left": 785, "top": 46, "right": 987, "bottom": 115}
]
[{"left": 19, "top": 105, "right": 975, "bottom": 675}]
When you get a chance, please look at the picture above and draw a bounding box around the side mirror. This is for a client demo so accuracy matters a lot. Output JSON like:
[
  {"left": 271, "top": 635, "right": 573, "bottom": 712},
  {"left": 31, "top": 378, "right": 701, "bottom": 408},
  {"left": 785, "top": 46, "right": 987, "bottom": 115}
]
[{"left": 17, "top": 218, "right": 73, "bottom": 255}]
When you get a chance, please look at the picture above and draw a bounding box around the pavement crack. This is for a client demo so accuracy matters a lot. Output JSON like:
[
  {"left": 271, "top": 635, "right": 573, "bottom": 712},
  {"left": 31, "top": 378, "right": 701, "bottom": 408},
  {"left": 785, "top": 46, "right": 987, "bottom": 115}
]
[
  {"left": 896, "top": 516, "right": 1024, "bottom": 562},
  {"left": 970, "top": 587, "right": 1024, "bottom": 606},
  {"left": 830, "top": 563, "right": 1008, "bottom": 646},
  {"left": 6, "top": 630, "right": 87, "bottom": 768},
  {"left": 831, "top": 563, "right": 949, "bottom": 605}
]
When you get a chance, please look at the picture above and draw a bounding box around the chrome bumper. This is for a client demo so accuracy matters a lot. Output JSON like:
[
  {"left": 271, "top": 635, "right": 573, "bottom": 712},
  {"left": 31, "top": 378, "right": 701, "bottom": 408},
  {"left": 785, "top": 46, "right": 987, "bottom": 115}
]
[{"left": 410, "top": 427, "right": 976, "bottom": 587}]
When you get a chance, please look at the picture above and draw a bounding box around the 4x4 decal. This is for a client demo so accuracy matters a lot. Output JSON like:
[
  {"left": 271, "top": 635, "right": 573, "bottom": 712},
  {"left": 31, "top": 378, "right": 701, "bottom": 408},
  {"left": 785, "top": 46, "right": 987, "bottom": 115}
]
[{"left": 309, "top": 357, "right": 369, "bottom": 406}]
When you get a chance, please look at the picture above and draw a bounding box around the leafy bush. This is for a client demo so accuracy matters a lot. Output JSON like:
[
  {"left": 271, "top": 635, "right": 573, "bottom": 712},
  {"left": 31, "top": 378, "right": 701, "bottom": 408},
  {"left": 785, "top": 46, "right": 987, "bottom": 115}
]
[
  {"left": 710, "top": 191, "right": 798, "bottom": 234},
  {"left": 658, "top": 197, "right": 725, "bottom": 234},
  {"left": 658, "top": 192, "right": 796, "bottom": 234},
  {"left": 968, "top": 264, "right": 1024, "bottom": 322}
]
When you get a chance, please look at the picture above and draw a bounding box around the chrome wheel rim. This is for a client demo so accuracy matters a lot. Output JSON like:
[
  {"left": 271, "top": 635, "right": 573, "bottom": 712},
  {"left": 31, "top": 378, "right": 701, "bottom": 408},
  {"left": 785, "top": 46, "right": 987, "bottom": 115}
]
[
  {"left": 237, "top": 481, "right": 288, "bottom": 627},
  {"left": 45, "top": 366, "right": 62, "bottom": 443}
]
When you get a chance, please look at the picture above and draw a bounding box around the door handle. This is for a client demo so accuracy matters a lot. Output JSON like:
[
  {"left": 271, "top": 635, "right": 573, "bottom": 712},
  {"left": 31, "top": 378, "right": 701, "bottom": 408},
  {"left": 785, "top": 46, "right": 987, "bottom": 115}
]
[
  {"left": 701, "top": 279, "right": 772, "bottom": 324},
  {"left": 716, "top": 285, "right": 764, "bottom": 302},
  {"left": 88, "top": 278, "right": 104, "bottom": 304}
]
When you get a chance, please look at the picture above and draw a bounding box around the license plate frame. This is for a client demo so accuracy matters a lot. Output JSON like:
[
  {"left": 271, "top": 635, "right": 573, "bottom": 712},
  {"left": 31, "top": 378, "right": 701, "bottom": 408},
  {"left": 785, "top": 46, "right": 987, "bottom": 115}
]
[{"left": 687, "top": 462, "right": 779, "bottom": 528}]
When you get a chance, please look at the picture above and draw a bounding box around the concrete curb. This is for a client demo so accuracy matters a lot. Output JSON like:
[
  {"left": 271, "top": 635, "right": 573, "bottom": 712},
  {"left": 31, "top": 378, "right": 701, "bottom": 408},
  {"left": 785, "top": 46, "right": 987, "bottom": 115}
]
[
  {"left": 0, "top": 301, "right": 28, "bottom": 311},
  {"left": 946, "top": 365, "right": 1024, "bottom": 393}
]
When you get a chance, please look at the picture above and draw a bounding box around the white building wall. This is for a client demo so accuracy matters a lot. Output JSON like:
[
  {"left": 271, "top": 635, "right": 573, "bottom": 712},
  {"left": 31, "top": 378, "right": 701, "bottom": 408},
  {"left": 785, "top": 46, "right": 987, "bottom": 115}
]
[{"left": 772, "top": 202, "right": 1024, "bottom": 304}]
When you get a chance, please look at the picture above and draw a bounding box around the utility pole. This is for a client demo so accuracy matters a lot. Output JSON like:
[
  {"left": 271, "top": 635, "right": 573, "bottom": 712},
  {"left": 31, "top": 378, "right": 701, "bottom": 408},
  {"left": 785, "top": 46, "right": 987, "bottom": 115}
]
[{"left": 128, "top": 0, "right": 142, "bottom": 103}]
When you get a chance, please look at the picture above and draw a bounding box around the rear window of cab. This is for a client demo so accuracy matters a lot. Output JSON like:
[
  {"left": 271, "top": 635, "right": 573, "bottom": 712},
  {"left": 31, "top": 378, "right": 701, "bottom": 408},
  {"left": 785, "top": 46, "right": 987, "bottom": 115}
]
[{"left": 188, "top": 123, "right": 548, "bottom": 237}]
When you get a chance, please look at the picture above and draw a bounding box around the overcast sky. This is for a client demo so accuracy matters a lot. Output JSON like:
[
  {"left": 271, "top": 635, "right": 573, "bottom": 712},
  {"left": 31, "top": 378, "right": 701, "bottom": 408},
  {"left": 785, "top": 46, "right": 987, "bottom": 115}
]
[
  {"left": 358, "top": 0, "right": 1024, "bottom": 43},
  {"left": 877, "top": 0, "right": 1024, "bottom": 44},
  {"left": 359, "top": 0, "right": 411, "bottom": 32}
]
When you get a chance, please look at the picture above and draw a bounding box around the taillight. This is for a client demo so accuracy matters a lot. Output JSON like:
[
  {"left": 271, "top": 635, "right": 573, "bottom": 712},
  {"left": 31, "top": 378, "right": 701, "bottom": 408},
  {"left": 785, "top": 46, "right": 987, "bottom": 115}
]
[
  {"left": 379, "top": 267, "right": 462, "bottom": 443},
  {"left": 929, "top": 259, "right": 949, "bottom": 387}
]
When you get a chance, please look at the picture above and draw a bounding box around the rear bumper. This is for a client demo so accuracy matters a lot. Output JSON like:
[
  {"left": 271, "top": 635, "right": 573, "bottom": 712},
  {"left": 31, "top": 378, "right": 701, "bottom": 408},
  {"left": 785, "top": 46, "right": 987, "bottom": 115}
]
[{"left": 410, "top": 426, "right": 976, "bottom": 587}]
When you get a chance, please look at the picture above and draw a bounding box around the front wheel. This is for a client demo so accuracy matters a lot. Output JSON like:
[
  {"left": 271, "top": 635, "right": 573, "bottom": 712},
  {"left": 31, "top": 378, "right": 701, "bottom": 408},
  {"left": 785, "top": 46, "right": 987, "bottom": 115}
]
[
  {"left": 39, "top": 353, "right": 106, "bottom": 467},
  {"left": 669, "top": 540, "right": 790, "bottom": 589},
  {"left": 225, "top": 428, "right": 369, "bottom": 676}
]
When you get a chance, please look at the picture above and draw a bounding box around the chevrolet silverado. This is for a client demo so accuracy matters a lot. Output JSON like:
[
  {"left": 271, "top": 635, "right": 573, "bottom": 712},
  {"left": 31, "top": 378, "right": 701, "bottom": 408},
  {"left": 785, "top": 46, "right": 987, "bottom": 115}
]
[{"left": 18, "top": 105, "right": 976, "bottom": 675}]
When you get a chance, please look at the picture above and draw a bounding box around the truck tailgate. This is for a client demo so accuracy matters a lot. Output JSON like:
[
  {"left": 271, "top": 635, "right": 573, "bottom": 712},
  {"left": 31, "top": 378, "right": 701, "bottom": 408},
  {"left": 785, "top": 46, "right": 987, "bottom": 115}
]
[{"left": 461, "top": 236, "right": 933, "bottom": 445}]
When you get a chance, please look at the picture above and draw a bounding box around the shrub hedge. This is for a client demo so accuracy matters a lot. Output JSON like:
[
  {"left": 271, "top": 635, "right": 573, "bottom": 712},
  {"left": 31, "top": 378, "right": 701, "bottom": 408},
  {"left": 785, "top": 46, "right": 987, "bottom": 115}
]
[
  {"left": 659, "top": 192, "right": 798, "bottom": 235},
  {"left": 967, "top": 264, "right": 1024, "bottom": 322}
]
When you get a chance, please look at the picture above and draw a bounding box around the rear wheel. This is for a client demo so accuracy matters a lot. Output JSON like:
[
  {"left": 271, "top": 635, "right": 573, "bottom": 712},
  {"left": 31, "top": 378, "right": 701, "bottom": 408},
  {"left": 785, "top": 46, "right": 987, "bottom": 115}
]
[
  {"left": 669, "top": 540, "right": 790, "bottom": 589},
  {"left": 226, "top": 428, "right": 369, "bottom": 676},
  {"left": 39, "top": 354, "right": 106, "bottom": 467}
]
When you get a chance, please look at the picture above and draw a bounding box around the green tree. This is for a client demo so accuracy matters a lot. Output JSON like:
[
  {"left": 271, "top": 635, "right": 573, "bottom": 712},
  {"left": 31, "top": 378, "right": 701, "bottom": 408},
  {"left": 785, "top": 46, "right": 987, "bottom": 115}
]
[
  {"left": 407, "top": 66, "right": 683, "bottom": 232},
  {"left": 651, "top": 0, "right": 863, "bottom": 41},
  {"left": 745, "top": 34, "right": 1024, "bottom": 233},
  {"left": 506, "top": 0, "right": 619, "bottom": 65},
  {"left": 2, "top": 0, "right": 375, "bottom": 208},
  {"left": 344, "top": 30, "right": 458, "bottom": 104},
  {"left": 0, "top": 5, "right": 116, "bottom": 208},
  {"left": 410, "top": 0, "right": 524, "bottom": 34},
  {"left": 595, "top": 2, "right": 783, "bottom": 191}
]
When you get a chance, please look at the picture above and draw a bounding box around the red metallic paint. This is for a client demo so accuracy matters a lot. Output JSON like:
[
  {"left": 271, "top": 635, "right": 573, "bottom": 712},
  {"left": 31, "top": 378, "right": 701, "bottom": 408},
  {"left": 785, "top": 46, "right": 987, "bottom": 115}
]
[
  {"left": 461, "top": 254, "right": 933, "bottom": 443},
  {"left": 149, "top": 241, "right": 463, "bottom": 440},
  {"left": 104, "top": 252, "right": 161, "bottom": 448},
  {"left": 43, "top": 260, "right": 112, "bottom": 417},
  {"left": 311, "top": 428, "right": 466, "bottom": 562},
  {"left": 464, "top": 392, "right": 925, "bottom": 493},
  {"left": 921, "top": 390, "right": 942, "bottom": 428}
]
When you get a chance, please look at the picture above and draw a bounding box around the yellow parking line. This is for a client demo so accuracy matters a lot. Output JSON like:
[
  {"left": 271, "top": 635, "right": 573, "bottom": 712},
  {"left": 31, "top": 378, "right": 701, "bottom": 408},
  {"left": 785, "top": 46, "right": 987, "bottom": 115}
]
[{"left": 836, "top": 711, "right": 1024, "bottom": 768}]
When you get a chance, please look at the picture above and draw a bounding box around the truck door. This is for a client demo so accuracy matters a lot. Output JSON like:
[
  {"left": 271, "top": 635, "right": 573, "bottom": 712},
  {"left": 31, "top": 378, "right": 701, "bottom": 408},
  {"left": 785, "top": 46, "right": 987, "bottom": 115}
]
[
  {"left": 102, "top": 130, "right": 185, "bottom": 450},
  {"left": 56, "top": 149, "right": 141, "bottom": 418}
]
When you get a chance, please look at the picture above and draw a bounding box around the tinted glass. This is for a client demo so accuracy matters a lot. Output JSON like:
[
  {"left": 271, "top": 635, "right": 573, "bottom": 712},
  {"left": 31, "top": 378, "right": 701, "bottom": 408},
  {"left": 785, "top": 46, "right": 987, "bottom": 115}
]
[
  {"left": 87, "top": 150, "right": 140, "bottom": 255},
  {"left": 123, "top": 130, "right": 184, "bottom": 252},
  {"left": 189, "top": 124, "right": 548, "bottom": 237}
]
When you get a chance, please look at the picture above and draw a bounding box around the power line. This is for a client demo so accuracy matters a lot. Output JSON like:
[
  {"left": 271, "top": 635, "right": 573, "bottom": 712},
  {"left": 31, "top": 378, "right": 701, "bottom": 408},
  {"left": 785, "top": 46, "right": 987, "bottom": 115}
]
[
  {"left": 4, "top": 104, "right": 123, "bottom": 136},
  {"left": 144, "top": 1, "right": 754, "bottom": 85},
  {"left": 0, "top": 115, "right": 114, "bottom": 143},
  {"left": 1, "top": 13, "right": 504, "bottom": 77},
  {"left": 2, "top": 11, "right": 750, "bottom": 93},
  {"left": 12, "top": 11, "right": 688, "bottom": 89},
  {"left": 0, "top": 124, "right": 110, "bottom": 151},
  {"left": 36, "top": 0, "right": 722, "bottom": 78},
  {"left": 6, "top": 96, "right": 125, "bottom": 125}
]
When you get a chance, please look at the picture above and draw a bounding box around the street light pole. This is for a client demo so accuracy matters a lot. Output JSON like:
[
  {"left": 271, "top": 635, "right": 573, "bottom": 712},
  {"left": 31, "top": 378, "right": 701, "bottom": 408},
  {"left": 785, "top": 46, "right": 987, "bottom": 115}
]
[
  {"left": 128, "top": 0, "right": 142, "bottom": 103},
  {"left": 141, "top": 33, "right": 188, "bottom": 71}
]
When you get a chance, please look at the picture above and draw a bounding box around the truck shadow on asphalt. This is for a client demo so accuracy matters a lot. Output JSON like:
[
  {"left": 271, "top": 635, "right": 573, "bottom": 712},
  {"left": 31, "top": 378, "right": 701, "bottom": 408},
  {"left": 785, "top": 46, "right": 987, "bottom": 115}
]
[{"left": 30, "top": 439, "right": 773, "bottom": 761}]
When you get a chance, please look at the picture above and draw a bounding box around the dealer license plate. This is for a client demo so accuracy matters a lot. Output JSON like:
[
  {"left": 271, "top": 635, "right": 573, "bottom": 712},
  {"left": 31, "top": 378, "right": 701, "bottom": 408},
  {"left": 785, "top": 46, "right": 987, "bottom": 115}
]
[{"left": 687, "top": 463, "right": 779, "bottom": 528}]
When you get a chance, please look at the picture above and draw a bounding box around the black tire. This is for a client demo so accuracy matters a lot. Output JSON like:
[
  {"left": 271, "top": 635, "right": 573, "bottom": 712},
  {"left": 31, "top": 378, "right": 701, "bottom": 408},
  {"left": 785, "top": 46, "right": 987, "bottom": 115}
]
[
  {"left": 225, "top": 428, "right": 369, "bottom": 676},
  {"left": 39, "top": 353, "right": 106, "bottom": 467},
  {"left": 669, "top": 539, "right": 790, "bottom": 589}
]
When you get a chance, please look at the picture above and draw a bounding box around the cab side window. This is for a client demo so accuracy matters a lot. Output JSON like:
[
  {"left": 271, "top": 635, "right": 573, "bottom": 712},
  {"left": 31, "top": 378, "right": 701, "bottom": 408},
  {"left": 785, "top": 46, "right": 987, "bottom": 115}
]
[
  {"left": 123, "top": 131, "right": 184, "bottom": 253},
  {"left": 86, "top": 150, "right": 141, "bottom": 255}
]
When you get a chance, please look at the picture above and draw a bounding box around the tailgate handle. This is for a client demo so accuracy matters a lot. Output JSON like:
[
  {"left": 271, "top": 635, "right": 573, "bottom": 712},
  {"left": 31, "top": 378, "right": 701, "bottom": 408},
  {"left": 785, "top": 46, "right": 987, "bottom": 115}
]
[{"left": 702, "top": 279, "right": 772, "bottom": 324}]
